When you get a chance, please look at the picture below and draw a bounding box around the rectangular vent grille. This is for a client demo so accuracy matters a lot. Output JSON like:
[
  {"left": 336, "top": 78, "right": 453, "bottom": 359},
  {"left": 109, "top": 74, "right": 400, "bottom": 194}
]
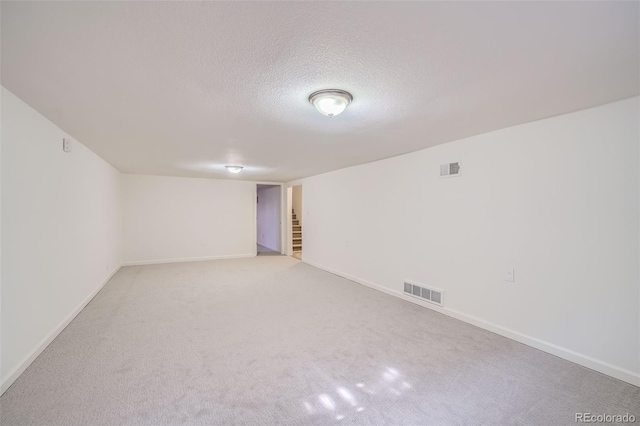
[
  {"left": 403, "top": 281, "right": 444, "bottom": 306},
  {"left": 440, "top": 162, "right": 461, "bottom": 178}
]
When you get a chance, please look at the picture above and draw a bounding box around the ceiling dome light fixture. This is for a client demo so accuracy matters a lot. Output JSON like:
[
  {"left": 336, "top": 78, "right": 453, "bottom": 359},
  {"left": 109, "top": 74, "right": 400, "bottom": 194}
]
[
  {"left": 309, "top": 89, "right": 353, "bottom": 118},
  {"left": 225, "top": 165, "right": 243, "bottom": 173}
]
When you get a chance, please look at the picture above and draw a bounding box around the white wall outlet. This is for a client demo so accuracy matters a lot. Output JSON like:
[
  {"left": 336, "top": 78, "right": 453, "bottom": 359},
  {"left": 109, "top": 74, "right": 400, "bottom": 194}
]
[
  {"left": 506, "top": 268, "right": 515, "bottom": 282},
  {"left": 62, "top": 138, "right": 72, "bottom": 152}
]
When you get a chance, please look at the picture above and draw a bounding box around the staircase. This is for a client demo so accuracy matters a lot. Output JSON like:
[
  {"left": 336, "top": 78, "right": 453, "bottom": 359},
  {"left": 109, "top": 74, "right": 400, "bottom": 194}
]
[{"left": 292, "top": 209, "right": 302, "bottom": 253}]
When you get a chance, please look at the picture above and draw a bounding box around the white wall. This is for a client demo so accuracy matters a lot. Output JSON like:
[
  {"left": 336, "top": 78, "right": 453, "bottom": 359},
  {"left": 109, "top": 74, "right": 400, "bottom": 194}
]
[
  {"left": 0, "top": 85, "right": 4, "bottom": 396},
  {"left": 291, "top": 97, "right": 640, "bottom": 385},
  {"left": 1, "top": 87, "right": 123, "bottom": 393},
  {"left": 122, "top": 174, "right": 256, "bottom": 264},
  {"left": 257, "top": 185, "right": 281, "bottom": 252}
]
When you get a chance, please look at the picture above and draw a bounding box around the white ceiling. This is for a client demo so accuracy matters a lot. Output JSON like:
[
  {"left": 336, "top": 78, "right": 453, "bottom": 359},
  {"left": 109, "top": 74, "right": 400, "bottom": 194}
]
[{"left": 2, "top": 1, "right": 638, "bottom": 182}]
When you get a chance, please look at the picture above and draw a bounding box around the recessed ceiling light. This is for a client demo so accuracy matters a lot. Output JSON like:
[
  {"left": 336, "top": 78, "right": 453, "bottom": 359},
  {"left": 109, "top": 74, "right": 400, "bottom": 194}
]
[
  {"left": 225, "top": 165, "right": 243, "bottom": 173},
  {"left": 309, "top": 89, "right": 353, "bottom": 118}
]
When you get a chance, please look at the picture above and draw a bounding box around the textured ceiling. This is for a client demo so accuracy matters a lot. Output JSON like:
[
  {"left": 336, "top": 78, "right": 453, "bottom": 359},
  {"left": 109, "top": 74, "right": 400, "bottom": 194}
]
[{"left": 2, "top": 1, "right": 638, "bottom": 182}]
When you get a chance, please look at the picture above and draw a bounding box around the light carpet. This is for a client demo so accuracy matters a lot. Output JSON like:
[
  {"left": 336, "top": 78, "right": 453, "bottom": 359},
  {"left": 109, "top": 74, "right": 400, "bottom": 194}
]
[
  {"left": 1, "top": 256, "right": 638, "bottom": 425},
  {"left": 256, "top": 244, "right": 281, "bottom": 256}
]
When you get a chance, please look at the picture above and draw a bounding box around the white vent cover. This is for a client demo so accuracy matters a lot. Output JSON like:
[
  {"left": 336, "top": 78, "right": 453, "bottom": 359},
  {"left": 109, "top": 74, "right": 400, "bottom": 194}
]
[
  {"left": 440, "top": 162, "right": 460, "bottom": 178},
  {"left": 403, "top": 281, "right": 444, "bottom": 306}
]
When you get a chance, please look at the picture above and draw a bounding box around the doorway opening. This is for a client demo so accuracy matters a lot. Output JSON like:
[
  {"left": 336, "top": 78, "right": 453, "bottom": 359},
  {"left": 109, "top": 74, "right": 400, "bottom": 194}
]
[
  {"left": 256, "top": 184, "right": 282, "bottom": 256},
  {"left": 289, "top": 185, "right": 302, "bottom": 260}
]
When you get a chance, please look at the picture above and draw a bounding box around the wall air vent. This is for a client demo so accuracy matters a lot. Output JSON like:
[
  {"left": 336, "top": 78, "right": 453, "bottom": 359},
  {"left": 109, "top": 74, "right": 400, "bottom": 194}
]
[
  {"left": 440, "top": 162, "right": 461, "bottom": 178},
  {"left": 403, "top": 281, "right": 444, "bottom": 306}
]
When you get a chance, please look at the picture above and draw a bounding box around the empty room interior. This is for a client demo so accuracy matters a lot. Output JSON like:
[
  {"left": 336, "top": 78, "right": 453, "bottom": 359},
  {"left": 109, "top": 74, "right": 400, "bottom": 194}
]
[{"left": 1, "top": 1, "right": 639, "bottom": 425}]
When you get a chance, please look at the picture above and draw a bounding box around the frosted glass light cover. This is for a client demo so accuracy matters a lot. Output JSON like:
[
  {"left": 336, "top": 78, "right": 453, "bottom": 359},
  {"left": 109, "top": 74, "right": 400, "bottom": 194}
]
[
  {"left": 309, "top": 90, "right": 353, "bottom": 118},
  {"left": 225, "top": 165, "right": 243, "bottom": 173}
]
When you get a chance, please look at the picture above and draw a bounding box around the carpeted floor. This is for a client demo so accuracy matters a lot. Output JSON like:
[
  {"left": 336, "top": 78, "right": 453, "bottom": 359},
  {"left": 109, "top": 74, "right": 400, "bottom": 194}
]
[
  {"left": 1, "top": 256, "right": 638, "bottom": 425},
  {"left": 256, "top": 244, "right": 282, "bottom": 256}
]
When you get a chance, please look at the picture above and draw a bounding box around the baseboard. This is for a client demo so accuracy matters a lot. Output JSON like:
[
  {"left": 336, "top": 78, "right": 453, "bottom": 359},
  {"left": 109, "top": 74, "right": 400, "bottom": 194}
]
[
  {"left": 122, "top": 253, "right": 255, "bottom": 266},
  {"left": 302, "top": 259, "right": 640, "bottom": 388},
  {"left": 0, "top": 264, "right": 123, "bottom": 396}
]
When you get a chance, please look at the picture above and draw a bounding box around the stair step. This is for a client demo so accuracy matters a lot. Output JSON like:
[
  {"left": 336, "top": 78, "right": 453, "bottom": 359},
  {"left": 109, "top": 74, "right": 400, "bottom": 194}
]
[
  {"left": 293, "top": 226, "right": 302, "bottom": 231},
  {"left": 292, "top": 220, "right": 299, "bottom": 225}
]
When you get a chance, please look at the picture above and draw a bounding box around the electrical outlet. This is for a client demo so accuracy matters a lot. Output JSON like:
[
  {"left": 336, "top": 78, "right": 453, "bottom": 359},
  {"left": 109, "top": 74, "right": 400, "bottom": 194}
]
[
  {"left": 62, "top": 138, "right": 72, "bottom": 152},
  {"left": 505, "top": 268, "right": 515, "bottom": 282}
]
